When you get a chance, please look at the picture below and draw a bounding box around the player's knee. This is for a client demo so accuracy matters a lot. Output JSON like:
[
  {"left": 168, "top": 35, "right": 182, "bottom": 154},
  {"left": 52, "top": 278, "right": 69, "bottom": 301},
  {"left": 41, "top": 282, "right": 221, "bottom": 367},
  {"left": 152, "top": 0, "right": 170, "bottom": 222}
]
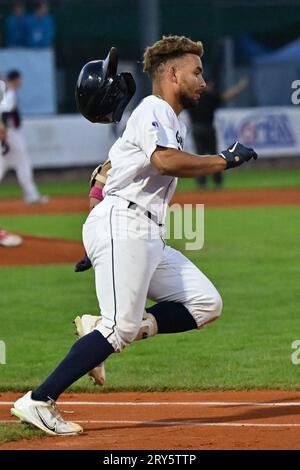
[
  {"left": 203, "top": 291, "right": 223, "bottom": 326},
  {"left": 115, "top": 319, "right": 140, "bottom": 347},
  {"left": 189, "top": 291, "right": 223, "bottom": 328},
  {"left": 210, "top": 291, "right": 223, "bottom": 320}
]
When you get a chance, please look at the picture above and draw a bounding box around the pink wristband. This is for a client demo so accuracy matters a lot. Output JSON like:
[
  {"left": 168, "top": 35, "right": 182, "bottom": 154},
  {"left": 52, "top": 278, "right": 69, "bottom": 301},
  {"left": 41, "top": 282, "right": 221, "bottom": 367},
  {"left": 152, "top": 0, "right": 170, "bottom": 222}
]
[{"left": 89, "top": 186, "right": 104, "bottom": 201}]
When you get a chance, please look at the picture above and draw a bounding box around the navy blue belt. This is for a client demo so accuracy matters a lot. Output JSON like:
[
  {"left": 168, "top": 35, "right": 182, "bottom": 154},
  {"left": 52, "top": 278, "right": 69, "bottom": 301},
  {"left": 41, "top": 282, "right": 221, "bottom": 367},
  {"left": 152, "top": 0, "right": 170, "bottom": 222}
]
[{"left": 127, "top": 201, "right": 163, "bottom": 227}]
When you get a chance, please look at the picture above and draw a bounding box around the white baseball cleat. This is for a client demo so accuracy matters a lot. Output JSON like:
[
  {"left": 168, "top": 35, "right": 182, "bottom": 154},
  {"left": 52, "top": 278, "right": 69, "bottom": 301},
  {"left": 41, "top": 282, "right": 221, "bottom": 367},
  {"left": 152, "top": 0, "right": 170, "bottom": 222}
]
[
  {"left": 0, "top": 230, "right": 23, "bottom": 247},
  {"left": 73, "top": 314, "right": 106, "bottom": 386},
  {"left": 11, "top": 391, "right": 83, "bottom": 436}
]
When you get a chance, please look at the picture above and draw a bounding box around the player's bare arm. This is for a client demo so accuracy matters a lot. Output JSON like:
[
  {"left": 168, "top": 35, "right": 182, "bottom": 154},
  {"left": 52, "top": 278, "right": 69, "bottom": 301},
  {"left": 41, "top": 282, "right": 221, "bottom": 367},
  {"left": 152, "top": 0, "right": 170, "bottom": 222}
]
[
  {"left": 0, "top": 120, "right": 10, "bottom": 155},
  {"left": 89, "top": 159, "right": 111, "bottom": 209},
  {"left": 0, "top": 121, "right": 6, "bottom": 140},
  {"left": 75, "top": 159, "right": 112, "bottom": 272},
  {"left": 151, "top": 140, "right": 257, "bottom": 177},
  {"left": 151, "top": 146, "right": 226, "bottom": 177}
]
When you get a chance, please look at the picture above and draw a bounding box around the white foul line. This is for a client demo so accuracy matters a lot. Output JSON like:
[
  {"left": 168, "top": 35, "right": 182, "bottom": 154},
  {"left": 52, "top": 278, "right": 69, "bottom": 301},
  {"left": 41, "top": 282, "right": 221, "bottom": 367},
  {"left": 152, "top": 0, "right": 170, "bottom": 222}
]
[
  {"left": 1, "top": 401, "right": 300, "bottom": 407},
  {"left": 1, "top": 419, "right": 300, "bottom": 428}
]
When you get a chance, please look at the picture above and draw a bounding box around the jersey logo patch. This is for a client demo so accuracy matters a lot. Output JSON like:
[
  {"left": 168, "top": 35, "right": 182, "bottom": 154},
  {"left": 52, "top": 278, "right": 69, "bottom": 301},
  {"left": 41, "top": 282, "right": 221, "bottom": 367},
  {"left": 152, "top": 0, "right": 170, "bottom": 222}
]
[
  {"left": 176, "top": 131, "right": 184, "bottom": 149},
  {"left": 152, "top": 121, "right": 159, "bottom": 128}
]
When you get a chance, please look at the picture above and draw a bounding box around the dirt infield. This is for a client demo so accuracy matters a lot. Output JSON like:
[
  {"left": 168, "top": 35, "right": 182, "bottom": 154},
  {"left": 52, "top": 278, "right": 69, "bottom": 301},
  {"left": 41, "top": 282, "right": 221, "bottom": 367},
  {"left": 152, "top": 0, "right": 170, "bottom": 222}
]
[
  {"left": 172, "top": 187, "right": 300, "bottom": 207},
  {"left": 1, "top": 187, "right": 300, "bottom": 217},
  {"left": 1, "top": 391, "right": 300, "bottom": 450},
  {"left": 0, "top": 196, "right": 89, "bottom": 215},
  {"left": 0, "top": 235, "right": 83, "bottom": 266}
]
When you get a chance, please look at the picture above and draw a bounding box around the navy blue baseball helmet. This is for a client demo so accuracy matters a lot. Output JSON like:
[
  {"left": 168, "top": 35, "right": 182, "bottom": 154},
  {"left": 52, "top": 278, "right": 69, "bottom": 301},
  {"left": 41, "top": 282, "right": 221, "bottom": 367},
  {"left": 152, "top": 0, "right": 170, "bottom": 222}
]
[{"left": 75, "top": 47, "right": 136, "bottom": 124}]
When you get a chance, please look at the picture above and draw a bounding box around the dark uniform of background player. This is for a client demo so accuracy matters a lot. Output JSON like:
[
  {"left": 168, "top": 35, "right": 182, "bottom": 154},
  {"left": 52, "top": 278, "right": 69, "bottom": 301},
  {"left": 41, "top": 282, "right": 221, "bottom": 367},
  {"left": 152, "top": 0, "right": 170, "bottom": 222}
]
[{"left": 189, "top": 76, "right": 249, "bottom": 189}]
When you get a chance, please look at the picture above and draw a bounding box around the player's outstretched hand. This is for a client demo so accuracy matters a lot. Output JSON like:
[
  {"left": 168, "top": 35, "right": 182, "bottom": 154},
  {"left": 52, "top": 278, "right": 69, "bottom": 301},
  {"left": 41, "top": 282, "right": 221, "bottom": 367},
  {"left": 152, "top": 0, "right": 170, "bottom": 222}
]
[
  {"left": 219, "top": 141, "right": 258, "bottom": 169},
  {"left": 75, "top": 253, "right": 92, "bottom": 272}
]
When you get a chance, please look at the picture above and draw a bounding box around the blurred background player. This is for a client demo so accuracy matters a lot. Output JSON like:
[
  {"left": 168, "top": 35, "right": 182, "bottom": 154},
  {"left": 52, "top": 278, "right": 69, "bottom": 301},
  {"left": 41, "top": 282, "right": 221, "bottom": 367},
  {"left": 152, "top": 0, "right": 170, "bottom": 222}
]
[
  {"left": 0, "top": 70, "right": 49, "bottom": 204},
  {"left": 0, "top": 81, "right": 22, "bottom": 247},
  {"left": 189, "top": 76, "right": 249, "bottom": 189}
]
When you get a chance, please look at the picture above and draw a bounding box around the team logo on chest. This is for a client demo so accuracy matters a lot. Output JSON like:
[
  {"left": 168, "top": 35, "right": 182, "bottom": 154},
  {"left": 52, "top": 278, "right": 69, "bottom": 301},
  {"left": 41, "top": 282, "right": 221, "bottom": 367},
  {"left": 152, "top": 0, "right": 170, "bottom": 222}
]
[{"left": 176, "top": 131, "right": 184, "bottom": 150}]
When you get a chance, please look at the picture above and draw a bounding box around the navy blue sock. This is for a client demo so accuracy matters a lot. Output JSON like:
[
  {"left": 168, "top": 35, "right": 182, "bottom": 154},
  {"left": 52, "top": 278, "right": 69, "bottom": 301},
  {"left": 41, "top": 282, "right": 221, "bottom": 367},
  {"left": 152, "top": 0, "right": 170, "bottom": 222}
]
[
  {"left": 32, "top": 330, "right": 114, "bottom": 402},
  {"left": 146, "top": 301, "right": 197, "bottom": 334}
]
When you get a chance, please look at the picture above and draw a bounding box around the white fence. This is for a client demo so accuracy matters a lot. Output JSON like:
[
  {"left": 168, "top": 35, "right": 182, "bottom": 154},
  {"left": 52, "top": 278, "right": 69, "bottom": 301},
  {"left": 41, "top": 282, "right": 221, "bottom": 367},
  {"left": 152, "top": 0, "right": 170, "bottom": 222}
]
[{"left": 23, "top": 115, "right": 116, "bottom": 168}]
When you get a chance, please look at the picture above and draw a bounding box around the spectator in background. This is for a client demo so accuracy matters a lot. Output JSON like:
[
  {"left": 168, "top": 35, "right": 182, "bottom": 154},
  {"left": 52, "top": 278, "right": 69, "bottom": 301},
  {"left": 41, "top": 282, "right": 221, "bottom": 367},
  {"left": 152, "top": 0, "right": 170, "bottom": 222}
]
[
  {"left": 189, "top": 76, "right": 249, "bottom": 189},
  {"left": 25, "top": 1, "right": 54, "bottom": 48},
  {"left": 0, "top": 70, "right": 49, "bottom": 204},
  {"left": 5, "top": 2, "right": 27, "bottom": 47}
]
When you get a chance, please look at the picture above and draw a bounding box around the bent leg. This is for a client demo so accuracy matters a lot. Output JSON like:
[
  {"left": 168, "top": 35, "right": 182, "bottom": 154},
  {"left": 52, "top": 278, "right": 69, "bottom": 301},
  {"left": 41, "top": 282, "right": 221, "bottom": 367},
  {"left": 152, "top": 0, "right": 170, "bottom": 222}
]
[{"left": 148, "top": 245, "right": 223, "bottom": 330}]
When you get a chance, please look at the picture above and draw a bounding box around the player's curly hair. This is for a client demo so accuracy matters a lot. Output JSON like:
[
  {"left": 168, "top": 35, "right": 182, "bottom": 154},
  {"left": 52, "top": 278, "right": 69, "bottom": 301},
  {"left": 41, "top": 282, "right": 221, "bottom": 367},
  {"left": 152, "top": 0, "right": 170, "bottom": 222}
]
[{"left": 143, "top": 35, "right": 204, "bottom": 79}]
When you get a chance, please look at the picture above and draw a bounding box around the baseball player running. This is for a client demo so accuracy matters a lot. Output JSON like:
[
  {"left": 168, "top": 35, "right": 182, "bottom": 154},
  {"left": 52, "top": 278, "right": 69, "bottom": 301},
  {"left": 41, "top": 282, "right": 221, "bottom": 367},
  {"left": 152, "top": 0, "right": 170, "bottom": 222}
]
[{"left": 11, "top": 36, "right": 257, "bottom": 435}]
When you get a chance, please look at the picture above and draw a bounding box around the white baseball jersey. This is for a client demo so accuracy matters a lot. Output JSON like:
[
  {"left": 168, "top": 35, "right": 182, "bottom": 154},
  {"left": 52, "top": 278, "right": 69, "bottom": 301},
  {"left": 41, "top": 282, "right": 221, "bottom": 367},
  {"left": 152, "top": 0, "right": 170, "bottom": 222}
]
[{"left": 103, "top": 95, "right": 187, "bottom": 225}]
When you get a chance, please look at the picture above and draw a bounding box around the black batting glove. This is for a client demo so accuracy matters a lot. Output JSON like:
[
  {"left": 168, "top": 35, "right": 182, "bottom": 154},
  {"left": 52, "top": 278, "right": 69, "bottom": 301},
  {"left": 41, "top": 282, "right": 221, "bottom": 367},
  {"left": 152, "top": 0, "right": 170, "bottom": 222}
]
[
  {"left": 74, "top": 253, "right": 92, "bottom": 272},
  {"left": 219, "top": 141, "right": 258, "bottom": 169}
]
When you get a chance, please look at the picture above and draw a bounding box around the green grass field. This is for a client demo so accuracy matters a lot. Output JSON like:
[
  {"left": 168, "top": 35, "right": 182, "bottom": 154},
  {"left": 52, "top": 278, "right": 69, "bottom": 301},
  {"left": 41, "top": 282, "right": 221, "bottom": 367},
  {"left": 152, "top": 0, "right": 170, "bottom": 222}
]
[
  {"left": 0, "top": 425, "right": 44, "bottom": 444},
  {"left": 0, "top": 168, "right": 299, "bottom": 199},
  {"left": 0, "top": 205, "right": 299, "bottom": 393}
]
